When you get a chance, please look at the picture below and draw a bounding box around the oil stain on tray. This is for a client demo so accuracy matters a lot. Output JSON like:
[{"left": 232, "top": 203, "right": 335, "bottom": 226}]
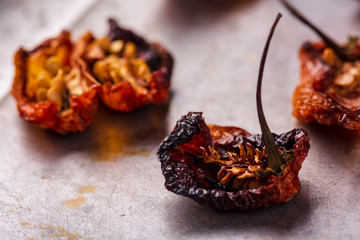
[
  {"left": 86, "top": 104, "right": 167, "bottom": 162},
  {"left": 87, "top": 125, "right": 151, "bottom": 162}
]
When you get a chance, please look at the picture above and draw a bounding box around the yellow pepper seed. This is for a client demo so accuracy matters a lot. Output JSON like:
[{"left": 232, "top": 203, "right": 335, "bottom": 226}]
[
  {"left": 110, "top": 40, "right": 124, "bottom": 54},
  {"left": 36, "top": 78, "right": 51, "bottom": 89},
  {"left": 47, "top": 70, "right": 65, "bottom": 109},
  {"left": 123, "top": 42, "right": 137, "bottom": 59},
  {"left": 93, "top": 61, "right": 112, "bottom": 83},
  {"left": 97, "top": 37, "right": 111, "bottom": 52},
  {"left": 322, "top": 48, "right": 339, "bottom": 67},
  {"left": 35, "top": 88, "right": 48, "bottom": 102},
  {"left": 45, "top": 56, "right": 61, "bottom": 75}
]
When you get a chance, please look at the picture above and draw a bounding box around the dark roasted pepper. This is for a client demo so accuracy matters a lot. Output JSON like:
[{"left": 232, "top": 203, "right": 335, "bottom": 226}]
[
  {"left": 75, "top": 19, "right": 174, "bottom": 112},
  {"left": 281, "top": 0, "right": 360, "bottom": 131},
  {"left": 157, "top": 14, "right": 310, "bottom": 211},
  {"left": 12, "top": 31, "right": 100, "bottom": 134}
]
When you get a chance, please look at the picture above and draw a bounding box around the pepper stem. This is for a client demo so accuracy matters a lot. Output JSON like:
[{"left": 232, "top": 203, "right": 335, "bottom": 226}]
[
  {"left": 280, "top": 0, "right": 352, "bottom": 61},
  {"left": 256, "top": 13, "right": 285, "bottom": 174}
]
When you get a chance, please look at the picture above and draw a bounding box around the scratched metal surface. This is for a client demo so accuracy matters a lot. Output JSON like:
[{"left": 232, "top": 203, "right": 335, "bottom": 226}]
[{"left": 1, "top": 0, "right": 360, "bottom": 239}]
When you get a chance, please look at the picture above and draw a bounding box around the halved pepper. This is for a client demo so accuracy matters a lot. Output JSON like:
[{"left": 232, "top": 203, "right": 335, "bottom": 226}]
[
  {"left": 74, "top": 19, "right": 174, "bottom": 112},
  {"left": 12, "top": 31, "right": 100, "bottom": 134},
  {"left": 281, "top": 0, "right": 360, "bottom": 131},
  {"left": 158, "top": 14, "right": 310, "bottom": 210}
]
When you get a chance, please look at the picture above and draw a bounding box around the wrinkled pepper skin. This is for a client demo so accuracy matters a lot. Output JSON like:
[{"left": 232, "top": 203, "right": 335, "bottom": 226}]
[
  {"left": 292, "top": 42, "right": 360, "bottom": 130},
  {"left": 158, "top": 112, "right": 310, "bottom": 211},
  {"left": 78, "top": 19, "right": 174, "bottom": 112},
  {"left": 11, "top": 31, "right": 99, "bottom": 134}
]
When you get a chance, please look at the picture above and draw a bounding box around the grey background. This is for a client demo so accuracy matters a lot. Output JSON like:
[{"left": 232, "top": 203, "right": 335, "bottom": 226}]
[{"left": 0, "top": 0, "right": 359, "bottom": 239}]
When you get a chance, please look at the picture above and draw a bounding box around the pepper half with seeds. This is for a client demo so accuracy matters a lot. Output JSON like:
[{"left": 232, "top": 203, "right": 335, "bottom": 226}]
[
  {"left": 75, "top": 19, "right": 174, "bottom": 112},
  {"left": 281, "top": 0, "right": 360, "bottom": 131},
  {"left": 12, "top": 31, "right": 100, "bottom": 134},
  {"left": 157, "top": 14, "right": 310, "bottom": 211}
]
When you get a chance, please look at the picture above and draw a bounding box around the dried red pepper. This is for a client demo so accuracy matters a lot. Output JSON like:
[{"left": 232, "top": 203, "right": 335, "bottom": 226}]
[
  {"left": 75, "top": 19, "right": 174, "bottom": 112},
  {"left": 11, "top": 31, "right": 100, "bottom": 134},
  {"left": 281, "top": 0, "right": 360, "bottom": 131},
  {"left": 157, "top": 14, "right": 310, "bottom": 210}
]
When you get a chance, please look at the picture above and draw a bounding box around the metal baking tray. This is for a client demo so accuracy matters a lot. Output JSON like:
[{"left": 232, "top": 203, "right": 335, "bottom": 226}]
[{"left": 1, "top": 0, "right": 359, "bottom": 239}]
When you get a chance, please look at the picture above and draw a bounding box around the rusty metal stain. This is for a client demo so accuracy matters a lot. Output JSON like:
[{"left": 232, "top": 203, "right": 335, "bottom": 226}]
[
  {"left": 22, "top": 222, "right": 92, "bottom": 240},
  {"left": 77, "top": 184, "right": 97, "bottom": 194},
  {"left": 63, "top": 195, "right": 86, "bottom": 210}
]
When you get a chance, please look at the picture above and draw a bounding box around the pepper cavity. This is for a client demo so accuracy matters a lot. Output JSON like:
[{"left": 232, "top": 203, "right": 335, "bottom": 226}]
[
  {"left": 74, "top": 19, "right": 173, "bottom": 112},
  {"left": 25, "top": 31, "right": 91, "bottom": 111},
  {"left": 201, "top": 144, "right": 294, "bottom": 190},
  {"left": 89, "top": 38, "right": 152, "bottom": 94}
]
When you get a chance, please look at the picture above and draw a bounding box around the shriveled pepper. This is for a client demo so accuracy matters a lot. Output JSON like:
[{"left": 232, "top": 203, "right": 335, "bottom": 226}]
[
  {"left": 75, "top": 19, "right": 174, "bottom": 112},
  {"left": 11, "top": 31, "right": 100, "bottom": 134},
  {"left": 157, "top": 14, "right": 310, "bottom": 211},
  {"left": 281, "top": 0, "right": 360, "bottom": 131}
]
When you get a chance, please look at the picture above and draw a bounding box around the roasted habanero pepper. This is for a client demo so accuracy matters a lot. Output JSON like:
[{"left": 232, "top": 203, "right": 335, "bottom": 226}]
[
  {"left": 75, "top": 19, "right": 174, "bottom": 112},
  {"left": 12, "top": 31, "right": 100, "bottom": 134},
  {"left": 157, "top": 14, "right": 310, "bottom": 211},
  {"left": 281, "top": 0, "right": 360, "bottom": 131}
]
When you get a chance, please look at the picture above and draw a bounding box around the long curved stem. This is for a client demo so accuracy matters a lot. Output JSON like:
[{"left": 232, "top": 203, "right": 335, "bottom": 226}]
[
  {"left": 256, "top": 13, "right": 285, "bottom": 173},
  {"left": 280, "top": 0, "right": 352, "bottom": 61}
]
